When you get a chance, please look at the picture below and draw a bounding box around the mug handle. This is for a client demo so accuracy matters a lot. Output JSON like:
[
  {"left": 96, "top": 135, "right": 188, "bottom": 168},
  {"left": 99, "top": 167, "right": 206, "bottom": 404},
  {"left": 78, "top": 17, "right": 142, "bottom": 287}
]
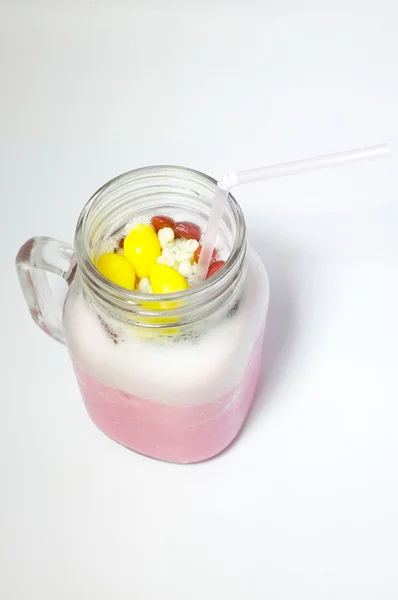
[{"left": 16, "top": 236, "right": 76, "bottom": 344}]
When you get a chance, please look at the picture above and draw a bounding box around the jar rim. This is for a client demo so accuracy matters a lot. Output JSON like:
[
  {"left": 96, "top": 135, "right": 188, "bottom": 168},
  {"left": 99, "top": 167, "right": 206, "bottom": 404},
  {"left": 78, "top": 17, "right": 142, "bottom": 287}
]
[{"left": 74, "top": 165, "right": 246, "bottom": 313}]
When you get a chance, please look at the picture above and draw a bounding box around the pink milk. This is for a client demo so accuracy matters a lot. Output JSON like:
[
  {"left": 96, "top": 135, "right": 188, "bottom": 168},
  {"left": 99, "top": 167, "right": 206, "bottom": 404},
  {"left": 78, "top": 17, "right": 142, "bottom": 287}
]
[{"left": 73, "top": 332, "right": 265, "bottom": 463}]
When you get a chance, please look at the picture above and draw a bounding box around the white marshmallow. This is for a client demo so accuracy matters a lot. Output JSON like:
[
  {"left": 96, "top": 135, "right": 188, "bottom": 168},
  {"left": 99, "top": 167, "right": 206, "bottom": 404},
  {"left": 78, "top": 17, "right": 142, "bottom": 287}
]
[
  {"left": 158, "top": 227, "right": 175, "bottom": 249},
  {"left": 162, "top": 247, "right": 174, "bottom": 259},
  {"left": 175, "top": 250, "right": 194, "bottom": 263},
  {"left": 184, "top": 239, "right": 199, "bottom": 253},
  {"left": 138, "top": 278, "right": 153, "bottom": 293},
  {"left": 156, "top": 255, "right": 175, "bottom": 267},
  {"left": 178, "top": 260, "right": 192, "bottom": 277}
]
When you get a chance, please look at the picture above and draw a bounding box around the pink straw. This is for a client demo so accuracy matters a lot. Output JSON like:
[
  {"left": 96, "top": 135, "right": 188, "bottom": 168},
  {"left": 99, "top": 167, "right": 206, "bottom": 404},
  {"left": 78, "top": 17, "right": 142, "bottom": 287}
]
[{"left": 194, "top": 144, "right": 390, "bottom": 284}]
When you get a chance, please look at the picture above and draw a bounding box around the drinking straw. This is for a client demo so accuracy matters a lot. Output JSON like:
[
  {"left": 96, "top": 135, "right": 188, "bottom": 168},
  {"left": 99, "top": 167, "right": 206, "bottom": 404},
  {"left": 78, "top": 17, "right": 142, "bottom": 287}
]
[{"left": 194, "top": 144, "right": 390, "bottom": 284}]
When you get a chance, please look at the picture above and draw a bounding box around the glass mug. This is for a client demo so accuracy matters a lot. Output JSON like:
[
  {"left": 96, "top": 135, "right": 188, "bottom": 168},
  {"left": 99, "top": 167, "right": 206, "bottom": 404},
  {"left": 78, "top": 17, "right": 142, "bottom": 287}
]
[{"left": 16, "top": 166, "right": 269, "bottom": 463}]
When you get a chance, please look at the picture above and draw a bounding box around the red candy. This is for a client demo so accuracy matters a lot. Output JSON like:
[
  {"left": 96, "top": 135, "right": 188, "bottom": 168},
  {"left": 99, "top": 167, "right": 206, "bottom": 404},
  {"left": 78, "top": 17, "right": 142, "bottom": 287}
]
[
  {"left": 194, "top": 245, "right": 217, "bottom": 264},
  {"left": 174, "top": 221, "right": 201, "bottom": 242},
  {"left": 206, "top": 260, "right": 225, "bottom": 279},
  {"left": 150, "top": 215, "right": 175, "bottom": 232}
]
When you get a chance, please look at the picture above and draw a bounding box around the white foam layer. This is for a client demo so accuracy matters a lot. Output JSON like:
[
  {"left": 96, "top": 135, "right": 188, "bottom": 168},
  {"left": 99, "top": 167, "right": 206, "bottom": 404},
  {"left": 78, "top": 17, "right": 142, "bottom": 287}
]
[{"left": 64, "top": 250, "right": 268, "bottom": 407}]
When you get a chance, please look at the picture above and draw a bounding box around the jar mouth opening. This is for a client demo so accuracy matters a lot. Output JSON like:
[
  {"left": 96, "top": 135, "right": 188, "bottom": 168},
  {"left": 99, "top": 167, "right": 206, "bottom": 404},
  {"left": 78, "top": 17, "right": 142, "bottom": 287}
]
[{"left": 74, "top": 165, "right": 246, "bottom": 308}]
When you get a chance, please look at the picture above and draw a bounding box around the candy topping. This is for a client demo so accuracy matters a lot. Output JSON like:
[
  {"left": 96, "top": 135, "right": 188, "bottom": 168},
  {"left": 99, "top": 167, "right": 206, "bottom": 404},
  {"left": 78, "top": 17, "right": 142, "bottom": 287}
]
[
  {"left": 206, "top": 260, "right": 225, "bottom": 279},
  {"left": 94, "top": 214, "right": 225, "bottom": 295},
  {"left": 150, "top": 215, "right": 175, "bottom": 232},
  {"left": 174, "top": 221, "right": 201, "bottom": 241},
  {"left": 96, "top": 253, "right": 136, "bottom": 290},
  {"left": 123, "top": 224, "right": 161, "bottom": 278},
  {"left": 150, "top": 263, "right": 188, "bottom": 294}
]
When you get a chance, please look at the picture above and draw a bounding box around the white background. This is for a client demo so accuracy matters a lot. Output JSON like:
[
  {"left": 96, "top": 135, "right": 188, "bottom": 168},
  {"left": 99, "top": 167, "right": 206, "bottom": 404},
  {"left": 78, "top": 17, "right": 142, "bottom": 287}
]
[{"left": 1, "top": 1, "right": 398, "bottom": 598}]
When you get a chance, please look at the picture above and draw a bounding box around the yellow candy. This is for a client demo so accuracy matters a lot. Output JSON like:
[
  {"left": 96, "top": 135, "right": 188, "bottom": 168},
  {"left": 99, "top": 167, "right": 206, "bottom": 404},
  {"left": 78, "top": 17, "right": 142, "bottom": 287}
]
[
  {"left": 123, "top": 224, "right": 161, "bottom": 278},
  {"left": 96, "top": 253, "right": 136, "bottom": 290},
  {"left": 150, "top": 263, "right": 188, "bottom": 294},
  {"left": 148, "top": 263, "right": 188, "bottom": 314}
]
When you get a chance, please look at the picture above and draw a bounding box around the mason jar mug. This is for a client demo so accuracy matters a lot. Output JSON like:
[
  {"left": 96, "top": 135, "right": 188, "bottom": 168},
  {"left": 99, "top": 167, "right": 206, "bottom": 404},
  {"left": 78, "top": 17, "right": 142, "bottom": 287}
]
[{"left": 16, "top": 166, "right": 269, "bottom": 463}]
